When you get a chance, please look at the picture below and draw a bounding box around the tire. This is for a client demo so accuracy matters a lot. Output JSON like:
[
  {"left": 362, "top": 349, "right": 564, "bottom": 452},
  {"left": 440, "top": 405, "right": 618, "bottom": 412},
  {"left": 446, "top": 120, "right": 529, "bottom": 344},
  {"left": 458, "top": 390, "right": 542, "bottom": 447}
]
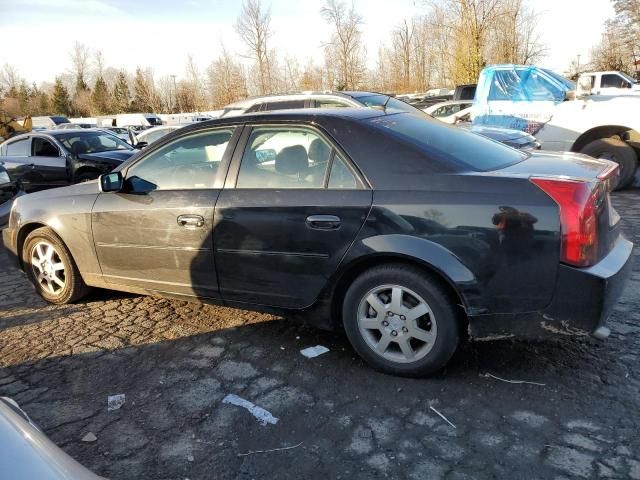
[
  {"left": 580, "top": 138, "right": 638, "bottom": 190},
  {"left": 22, "top": 227, "right": 90, "bottom": 304},
  {"left": 75, "top": 171, "right": 101, "bottom": 183},
  {"left": 342, "top": 264, "right": 460, "bottom": 377}
]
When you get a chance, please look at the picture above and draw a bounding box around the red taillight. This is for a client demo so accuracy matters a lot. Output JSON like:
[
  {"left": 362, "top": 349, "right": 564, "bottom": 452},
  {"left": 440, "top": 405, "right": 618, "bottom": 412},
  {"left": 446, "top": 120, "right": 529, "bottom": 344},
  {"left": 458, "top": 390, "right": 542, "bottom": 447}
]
[{"left": 530, "top": 177, "right": 599, "bottom": 267}]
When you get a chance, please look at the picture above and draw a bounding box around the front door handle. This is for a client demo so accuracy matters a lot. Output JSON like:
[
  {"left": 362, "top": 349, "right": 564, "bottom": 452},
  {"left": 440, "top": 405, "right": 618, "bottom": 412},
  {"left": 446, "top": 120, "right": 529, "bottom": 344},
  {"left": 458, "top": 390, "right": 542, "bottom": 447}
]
[
  {"left": 306, "top": 214, "right": 341, "bottom": 230},
  {"left": 177, "top": 214, "right": 204, "bottom": 228}
]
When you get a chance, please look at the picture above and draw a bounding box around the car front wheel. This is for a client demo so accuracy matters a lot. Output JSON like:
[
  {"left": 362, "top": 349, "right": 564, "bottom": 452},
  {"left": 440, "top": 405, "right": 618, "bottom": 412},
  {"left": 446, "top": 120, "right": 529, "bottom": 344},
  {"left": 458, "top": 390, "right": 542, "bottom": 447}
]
[
  {"left": 23, "top": 227, "right": 90, "bottom": 304},
  {"left": 342, "top": 264, "right": 460, "bottom": 377}
]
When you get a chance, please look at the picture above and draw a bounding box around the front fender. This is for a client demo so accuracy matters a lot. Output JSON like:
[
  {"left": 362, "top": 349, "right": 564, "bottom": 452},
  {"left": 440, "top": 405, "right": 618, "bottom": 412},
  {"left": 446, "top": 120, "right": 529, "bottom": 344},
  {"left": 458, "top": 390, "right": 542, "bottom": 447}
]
[{"left": 342, "top": 234, "right": 487, "bottom": 315}]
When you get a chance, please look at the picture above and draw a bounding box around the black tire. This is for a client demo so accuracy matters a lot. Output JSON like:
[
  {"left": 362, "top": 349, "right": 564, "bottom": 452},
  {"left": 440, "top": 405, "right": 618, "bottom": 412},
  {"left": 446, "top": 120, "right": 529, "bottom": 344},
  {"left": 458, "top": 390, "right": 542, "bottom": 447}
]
[
  {"left": 23, "top": 227, "right": 90, "bottom": 304},
  {"left": 580, "top": 138, "right": 638, "bottom": 190},
  {"left": 342, "top": 264, "right": 460, "bottom": 377},
  {"left": 75, "top": 171, "right": 101, "bottom": 183}
]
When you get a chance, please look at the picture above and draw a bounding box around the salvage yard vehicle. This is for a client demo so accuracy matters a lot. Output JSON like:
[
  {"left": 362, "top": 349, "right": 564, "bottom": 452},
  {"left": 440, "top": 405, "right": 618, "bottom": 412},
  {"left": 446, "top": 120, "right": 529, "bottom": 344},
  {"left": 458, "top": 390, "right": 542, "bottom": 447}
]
[
  {"left": 31, "top": 116, "right": 70, "bottom": 129},
  {"left": 0, "top": 397, "right": 103, "bottom": 479},
  {"left": 577, "top": 70, "right": 640, "bottom": 96},
  {"left": 473, "top": 64, "right": 640, "bottom": 188},
  {"left": 134, "top": 125, "right": 182, "bottom": 145},
  {"left": 2, "top": 109, "right": 633, "bottom": 377},
  {"left": 0, "top": 129, "right": 137, "bottom": 191},
  {"left": 0, "top": 164, "right": 22, "bottom": 227},
  {"left": 222, "top": 91, "right": 540, "bottom": 151},
  {"left": 424, "top": 100, "right": 473, "bottom": 124}
]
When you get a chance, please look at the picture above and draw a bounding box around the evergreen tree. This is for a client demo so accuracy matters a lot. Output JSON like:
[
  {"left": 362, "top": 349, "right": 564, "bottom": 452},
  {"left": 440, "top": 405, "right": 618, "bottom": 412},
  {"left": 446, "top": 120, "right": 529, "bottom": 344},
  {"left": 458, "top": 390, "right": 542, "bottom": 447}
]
[
  {"left": 131, "top": 67, "right": 155, "bottom": 112},
  {"left": 51, "top": 77, "right": 72, "bottom": 116},
  {"left": 112, "top": 71, "right": 130, "bottom": 113},
  {"left": 91, "top": 76, "right": 110, "bottom": 114},
  {"left": 17, "top": 82, "right": 30, "bottom": 114}
]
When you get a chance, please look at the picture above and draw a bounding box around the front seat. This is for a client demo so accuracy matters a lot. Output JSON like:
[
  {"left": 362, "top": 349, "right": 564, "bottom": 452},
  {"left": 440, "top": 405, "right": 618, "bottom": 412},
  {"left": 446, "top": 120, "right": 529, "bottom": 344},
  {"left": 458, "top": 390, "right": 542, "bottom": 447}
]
[
  {"left": 275, "top": 145, "right": 309, "bottom": 186},
  {"left": 70, "top": 140, "right": 89, "bottom": 155},
  {"left": 307, "top": 138, "right": 331, "bottom": 185}
]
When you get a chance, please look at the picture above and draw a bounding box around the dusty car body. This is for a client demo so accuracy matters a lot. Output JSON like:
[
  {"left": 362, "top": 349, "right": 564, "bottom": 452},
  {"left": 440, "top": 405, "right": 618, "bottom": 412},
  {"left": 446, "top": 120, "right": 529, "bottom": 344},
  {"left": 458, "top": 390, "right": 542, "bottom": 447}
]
[{"left": 3, "top": 109, "right": 633, "bottom": 376}]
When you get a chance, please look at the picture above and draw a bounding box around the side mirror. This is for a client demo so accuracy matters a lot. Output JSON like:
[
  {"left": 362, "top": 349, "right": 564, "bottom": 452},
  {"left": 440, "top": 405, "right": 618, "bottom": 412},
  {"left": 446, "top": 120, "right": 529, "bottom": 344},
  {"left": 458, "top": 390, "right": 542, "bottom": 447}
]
[
  {"left": 134, "top": 141, "right": 148, "bottom": 150},
  {"left": 0, "top": 169, "right": 11, "bottom": 186},
  {"left": 99, "top": 172, "right": 123, "bottom": 193},
  {"left": 576, "top": 77, "right": 593, "bottom": 98}
]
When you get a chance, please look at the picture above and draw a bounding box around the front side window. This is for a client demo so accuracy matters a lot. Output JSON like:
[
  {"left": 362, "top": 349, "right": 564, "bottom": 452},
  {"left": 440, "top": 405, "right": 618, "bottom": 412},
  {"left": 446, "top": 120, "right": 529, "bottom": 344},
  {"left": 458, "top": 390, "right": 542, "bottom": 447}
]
[
  {"left": 236, "top": 127, "right": 333, "bottom": 189},
  {"left": 6, "top": 138, "right": 30, "bottom": 156},
  {"left": 126, "top": 129, "right": 234, "bottom": 192},
  {"left": 32, "top": 137, "right": 60, "bottom": 157},
  {"left": 602, "top": 74, "right": 630, "bottom": 89}
]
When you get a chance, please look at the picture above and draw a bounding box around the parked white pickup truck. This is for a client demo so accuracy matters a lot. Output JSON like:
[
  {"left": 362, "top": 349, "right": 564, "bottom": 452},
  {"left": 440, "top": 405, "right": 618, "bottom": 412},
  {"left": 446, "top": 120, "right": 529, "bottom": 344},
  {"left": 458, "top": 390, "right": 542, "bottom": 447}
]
[
  {"left": 473, "top": 65, "right": 640, "bottom": 188},
  {"left": 578, "top": 70, "right": 640, "bottom": 96}
]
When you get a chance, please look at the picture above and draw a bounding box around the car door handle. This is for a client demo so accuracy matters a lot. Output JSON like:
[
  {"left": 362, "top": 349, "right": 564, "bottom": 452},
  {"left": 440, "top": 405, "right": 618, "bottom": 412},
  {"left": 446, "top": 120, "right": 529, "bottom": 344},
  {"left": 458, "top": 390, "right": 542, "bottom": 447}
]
[
  {"left": 306, "top": 215, "right": 341, "bottom": 230},
  {"left": 177, "top": 214, "right": 204, "bottom": 228}
]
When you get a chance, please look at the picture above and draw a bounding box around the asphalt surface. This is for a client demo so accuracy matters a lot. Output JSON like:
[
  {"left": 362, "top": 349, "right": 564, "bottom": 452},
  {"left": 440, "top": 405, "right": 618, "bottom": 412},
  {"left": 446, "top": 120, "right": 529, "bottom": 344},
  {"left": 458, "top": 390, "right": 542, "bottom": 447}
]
[{"left": 0, "top": 191, "right": 639, "bottom": 480}]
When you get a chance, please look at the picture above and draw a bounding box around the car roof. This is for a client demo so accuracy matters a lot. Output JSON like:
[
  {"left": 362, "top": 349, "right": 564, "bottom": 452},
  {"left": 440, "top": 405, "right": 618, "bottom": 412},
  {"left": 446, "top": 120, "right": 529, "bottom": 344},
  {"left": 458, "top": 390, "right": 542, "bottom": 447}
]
[
  {"left": 183, "top": 107, "right": 388, "bottom": 131},
  {"left": 223, "top": 91, "right": 385, "bottom": 109}
]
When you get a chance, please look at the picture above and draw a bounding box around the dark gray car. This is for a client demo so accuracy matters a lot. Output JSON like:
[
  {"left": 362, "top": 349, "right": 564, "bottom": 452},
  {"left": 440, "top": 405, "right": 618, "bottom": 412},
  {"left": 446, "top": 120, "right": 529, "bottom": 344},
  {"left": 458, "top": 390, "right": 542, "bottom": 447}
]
[{"left": 0, "top": 130, "right": 137, "bottom": 191}]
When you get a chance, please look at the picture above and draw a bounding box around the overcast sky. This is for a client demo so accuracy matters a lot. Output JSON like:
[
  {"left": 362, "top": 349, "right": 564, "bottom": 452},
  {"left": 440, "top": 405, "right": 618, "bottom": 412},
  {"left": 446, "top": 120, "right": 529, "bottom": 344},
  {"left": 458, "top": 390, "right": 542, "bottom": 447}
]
[{"left": 1, "top": 0, "right": 615, "bottom": 85}]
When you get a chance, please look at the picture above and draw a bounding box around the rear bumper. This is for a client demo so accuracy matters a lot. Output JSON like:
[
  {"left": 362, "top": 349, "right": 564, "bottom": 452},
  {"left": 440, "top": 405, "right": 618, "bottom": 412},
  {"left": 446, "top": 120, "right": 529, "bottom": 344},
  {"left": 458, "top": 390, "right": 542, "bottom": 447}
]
[{"left": 469, "top": 235, "right": 634, "bottom": 339}]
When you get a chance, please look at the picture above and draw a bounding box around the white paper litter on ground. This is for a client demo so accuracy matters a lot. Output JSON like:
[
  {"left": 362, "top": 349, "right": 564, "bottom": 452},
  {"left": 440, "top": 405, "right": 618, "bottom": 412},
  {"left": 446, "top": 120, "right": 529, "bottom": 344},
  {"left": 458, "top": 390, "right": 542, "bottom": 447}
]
[
  {"left": 222, "top": 394, "right": 279, "bottom": 426},
  {"left": 107, "top": 394, "right": 126, "bottom": 411},
  {"left": 300, "top": 345, "right": 330, "bottom": 358}
]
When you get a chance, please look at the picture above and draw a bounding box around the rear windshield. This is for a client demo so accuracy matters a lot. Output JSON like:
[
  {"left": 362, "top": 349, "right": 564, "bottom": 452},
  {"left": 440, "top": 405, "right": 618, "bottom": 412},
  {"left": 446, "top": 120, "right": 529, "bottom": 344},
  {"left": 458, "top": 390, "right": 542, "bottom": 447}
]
[{"left": 368, "top": 113, "right": 527, "bottom": 172}]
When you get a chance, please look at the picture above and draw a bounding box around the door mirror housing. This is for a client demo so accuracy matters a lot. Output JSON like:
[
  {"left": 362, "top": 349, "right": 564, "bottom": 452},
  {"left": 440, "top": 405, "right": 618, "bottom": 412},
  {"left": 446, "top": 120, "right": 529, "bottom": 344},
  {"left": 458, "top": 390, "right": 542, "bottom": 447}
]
[
  {"left": 134, "top": 141, "right": 148, "bottom": 150},
  {"left": 99, "top": 172, "right": 123, "bottom": 193}
]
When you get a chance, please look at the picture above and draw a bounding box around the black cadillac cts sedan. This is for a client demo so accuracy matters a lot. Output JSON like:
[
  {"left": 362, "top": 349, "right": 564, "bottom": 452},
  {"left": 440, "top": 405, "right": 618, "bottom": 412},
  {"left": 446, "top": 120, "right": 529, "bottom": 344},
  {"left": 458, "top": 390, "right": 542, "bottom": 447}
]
[{"left": 3, "top": 108, "right": 633, "bottom": 376}]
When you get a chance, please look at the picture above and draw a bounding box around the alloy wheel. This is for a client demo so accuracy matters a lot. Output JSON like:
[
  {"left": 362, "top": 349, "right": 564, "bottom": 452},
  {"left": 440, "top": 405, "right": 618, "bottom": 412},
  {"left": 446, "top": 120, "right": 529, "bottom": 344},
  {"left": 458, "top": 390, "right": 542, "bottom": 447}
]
[
  {"left": 357, "top": 284, "right": 437, "bottom": 364},
  {"left": 30, "top": 241, "right": 66, "bottom": 295}
]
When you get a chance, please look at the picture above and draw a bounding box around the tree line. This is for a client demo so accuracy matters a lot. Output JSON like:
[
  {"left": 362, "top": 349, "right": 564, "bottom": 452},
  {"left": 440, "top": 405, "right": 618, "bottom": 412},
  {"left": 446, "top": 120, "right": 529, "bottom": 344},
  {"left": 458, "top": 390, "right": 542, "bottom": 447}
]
[
  {"left": 2, "top": 0, "right": 551, "bottom": 118},
  {"left": 589, "top": 0, "right": 640, "bottom": 76}
]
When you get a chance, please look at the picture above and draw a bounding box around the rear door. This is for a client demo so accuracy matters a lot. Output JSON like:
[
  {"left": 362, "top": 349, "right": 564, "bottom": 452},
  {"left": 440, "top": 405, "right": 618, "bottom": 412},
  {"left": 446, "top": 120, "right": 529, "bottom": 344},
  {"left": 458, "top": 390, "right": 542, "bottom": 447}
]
[{"left": 214, "top": 123, "right": 372, "bottom": 309}]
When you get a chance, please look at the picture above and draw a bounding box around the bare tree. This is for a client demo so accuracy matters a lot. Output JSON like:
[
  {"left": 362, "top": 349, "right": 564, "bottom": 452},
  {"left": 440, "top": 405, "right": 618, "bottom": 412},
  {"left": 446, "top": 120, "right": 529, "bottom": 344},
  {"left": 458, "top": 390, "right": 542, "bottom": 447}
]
[
  {"left": 321, "top": 0, "right": 366, "bottom": 89},
  {"left": 0, "top": 64, "right": 21, "bottom": 96},
  {"left": 392, "top": 20, "right": 413, "bottom": 91},
  {"left": 185, "top": 55, "right": 206, "bottom": 111},
  {"left": 207, "top": 46, "right": 248, "bottom": 107},
  {"left": 69, "top": 41, "right": 91, "bottom": 89},
  {"left": 235, "top": 0, "right": 274, "bottom": 95}
]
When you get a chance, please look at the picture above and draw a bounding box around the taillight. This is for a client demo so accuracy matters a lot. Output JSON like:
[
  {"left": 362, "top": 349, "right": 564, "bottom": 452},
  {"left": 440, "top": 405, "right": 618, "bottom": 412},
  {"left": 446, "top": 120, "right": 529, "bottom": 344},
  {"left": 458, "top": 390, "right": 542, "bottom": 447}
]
[{"left": 530, "top": 177, "right": 599, "bottom": 267}]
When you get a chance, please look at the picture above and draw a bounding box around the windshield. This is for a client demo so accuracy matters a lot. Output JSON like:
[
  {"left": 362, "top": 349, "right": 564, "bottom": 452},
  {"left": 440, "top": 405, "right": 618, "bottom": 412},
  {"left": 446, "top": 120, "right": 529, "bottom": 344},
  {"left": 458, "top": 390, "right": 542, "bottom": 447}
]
[
  {"left": 368, "top": 113, "right": 527, "bottom": 172},
  {"left": 541, "top": 69, "right": 576, "bottom": 90},
  {"left": 57, "top": 132, "right": 133, "bottom": 154},
  {"left": 620, "top": 71, "right": 637, "bottom": 84}
]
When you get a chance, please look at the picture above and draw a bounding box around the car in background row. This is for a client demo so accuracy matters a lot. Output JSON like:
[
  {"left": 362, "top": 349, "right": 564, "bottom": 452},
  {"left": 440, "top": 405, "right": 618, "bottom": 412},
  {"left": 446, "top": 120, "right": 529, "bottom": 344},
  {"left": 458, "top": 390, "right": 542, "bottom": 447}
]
[
  {"left": 56, "top": 123, "right": 96, "bottom": 130},
  {"left": 222, "top": 91, "right": 540, "bottom": 151},
  {"left": 100, "top": 126, "right": 131, "bottom": 142},
  {"left": 424, "top": 100, "right": 473, "bottom": 124},
  {"left": 30, "top": 116, "right": 70, "bottom": 130},
  {"left": 133, "top": 125, "right": 182, "bottom": 146},
  {"left": 0, "top": 397, "right": 103, "bottom": 479},
  {"left": 0, "top": 129, "right": 137, "bottom": 191},
  {"left": 3, "top": 109, "right": 632, "bottom": 377},
  {"left": 0, "top": 164, "right": 22, "bottom": 227}
]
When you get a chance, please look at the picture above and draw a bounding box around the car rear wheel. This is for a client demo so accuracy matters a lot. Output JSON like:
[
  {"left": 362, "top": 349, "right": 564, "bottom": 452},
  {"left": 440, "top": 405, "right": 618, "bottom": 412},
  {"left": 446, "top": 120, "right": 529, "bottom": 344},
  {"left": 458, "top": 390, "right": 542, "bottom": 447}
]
[
  {"left": 580, "top": 138, "right": 638, "bottom": 190},
  {"left": 23, "top": 227, "right": 90, "bottom": 304},
  {"left": 342, "top": 264, "right": 460, "bottom": 377}
]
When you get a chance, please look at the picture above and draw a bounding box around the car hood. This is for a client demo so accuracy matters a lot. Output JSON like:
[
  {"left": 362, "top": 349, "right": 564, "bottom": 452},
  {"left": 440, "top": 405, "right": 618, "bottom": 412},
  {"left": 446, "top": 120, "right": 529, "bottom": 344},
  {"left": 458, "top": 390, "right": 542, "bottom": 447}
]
[
  {"left": 460, "top": 123, "right": 530, "bottom": 141},
  {"left": 76, "top": 150, "right": 135, "bottom": 164}
]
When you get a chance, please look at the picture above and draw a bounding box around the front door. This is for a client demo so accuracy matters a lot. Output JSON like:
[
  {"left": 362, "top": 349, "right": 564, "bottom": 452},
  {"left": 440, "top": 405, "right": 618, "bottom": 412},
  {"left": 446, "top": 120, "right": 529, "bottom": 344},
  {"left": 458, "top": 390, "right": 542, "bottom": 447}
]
[
  {"left": 214, "top": 125, "right": 372, "bottom": 309},
  {"left": 92, "top": 127, "right": 239, "bottom": 298},
  {"left": 30, "top": 136, "right": 68, "bottom": 187}
]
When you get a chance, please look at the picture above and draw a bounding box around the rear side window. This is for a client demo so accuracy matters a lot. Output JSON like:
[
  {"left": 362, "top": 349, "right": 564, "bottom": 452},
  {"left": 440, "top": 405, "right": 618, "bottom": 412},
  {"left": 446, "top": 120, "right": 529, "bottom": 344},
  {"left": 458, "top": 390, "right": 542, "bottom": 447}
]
[
  {"left": 368, "top": 113, "right": 526, "bottom": 172},
  {"left": 6, "top": 139, "right": 30, "bottom": 156},
  {"left": 328, "top": 153, "right": 357, "bottom": 189},
  {"left": 263, "top": 100, "right": 305, "bottom": 111}
]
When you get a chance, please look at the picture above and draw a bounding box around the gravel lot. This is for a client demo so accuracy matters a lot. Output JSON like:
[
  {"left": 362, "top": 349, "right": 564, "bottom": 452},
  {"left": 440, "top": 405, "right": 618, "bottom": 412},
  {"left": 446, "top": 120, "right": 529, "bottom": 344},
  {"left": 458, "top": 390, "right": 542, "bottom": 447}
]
[{"left": 1, "top": 191, "right": 639, "bottom": 480}]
